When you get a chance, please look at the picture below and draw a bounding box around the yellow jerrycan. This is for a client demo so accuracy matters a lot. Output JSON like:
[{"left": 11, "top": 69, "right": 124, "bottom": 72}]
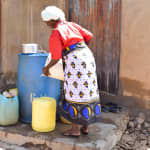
[{"left": 32, "top": 97, "right": 56, "bottom": 132}]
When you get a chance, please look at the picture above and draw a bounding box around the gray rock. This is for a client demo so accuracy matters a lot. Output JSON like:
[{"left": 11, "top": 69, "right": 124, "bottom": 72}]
[
  {"left": 136, "top": 112, "right": 146, "bottom": 125},
  {"left": 139, "top": 134, "right": 148, "bottom": 140},
  {"left": 140, "top": 140, "right": 148, "bottom": 149},
  {"left": 128, "top": 121, "right": 135, "bottom": 128},
  {"left": 141, "top": 129, "right": 148, "bottom": 135},
  {"left": 121, "top": 134, "right": 134, "bottom": 143},
  {"left": 137, "top": 124, "right": 141, "bottom": 129},
  {"left": 127, "top": 140, "right": 134, "bottom": 146},
  {"left": 148, "top": 137, "right": 150, "bottom": 146},
  {"left": 125, "top": 130, "right": 129, "bottom": 134},
  {"left": 144, "top": 122, "right": 150, "bottom": 128},
  {"left": 133, "top": 141, "right": 143, "bottom": 150}
]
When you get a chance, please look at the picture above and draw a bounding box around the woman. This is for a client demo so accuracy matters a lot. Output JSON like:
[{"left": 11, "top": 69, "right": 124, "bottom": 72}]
[{"left": 42, "top": 6, "right": 101, "bottom": 137}]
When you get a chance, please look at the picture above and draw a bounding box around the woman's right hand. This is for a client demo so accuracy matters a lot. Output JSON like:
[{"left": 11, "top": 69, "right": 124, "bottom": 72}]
[{"left": 42, "top": 66, "right": 50, "bottom": 76}]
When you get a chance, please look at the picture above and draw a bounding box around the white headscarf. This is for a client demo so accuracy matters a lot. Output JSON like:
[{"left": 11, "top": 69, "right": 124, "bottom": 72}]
[{"left": 41, "top": 6, "right": 65, "bottom": 22}]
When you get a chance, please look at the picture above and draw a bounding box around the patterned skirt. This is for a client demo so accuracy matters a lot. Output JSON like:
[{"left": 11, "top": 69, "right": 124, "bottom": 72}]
[{"left": 58, "top": 44, "right": 101, "bottom": 125}]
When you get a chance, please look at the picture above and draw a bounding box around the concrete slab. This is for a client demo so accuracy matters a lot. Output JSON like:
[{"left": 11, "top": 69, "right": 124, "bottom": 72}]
[
  {"left": 0, "top": 141, "right": 29, "bottom": 150},
  {"left": 0, "top": 110, "right": 129, "bottom": 150}
]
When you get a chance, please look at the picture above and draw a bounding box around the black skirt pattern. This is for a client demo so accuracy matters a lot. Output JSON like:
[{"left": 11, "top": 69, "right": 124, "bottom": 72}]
[{"left": 58, "top": 44, "right": 101, "bottom": 125}]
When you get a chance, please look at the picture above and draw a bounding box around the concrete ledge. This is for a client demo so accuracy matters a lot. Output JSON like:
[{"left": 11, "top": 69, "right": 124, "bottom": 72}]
[
  {"left": 0, "top": 111, "right": 129, "bottom": 150},
  {"left": 0, "top": 141, "right": 29, "bottom": 150}
]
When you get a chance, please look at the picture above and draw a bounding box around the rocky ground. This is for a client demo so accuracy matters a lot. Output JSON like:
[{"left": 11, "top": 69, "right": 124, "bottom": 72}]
[{"left": 113, "top": 112, "right": 150, "bottom": 150}]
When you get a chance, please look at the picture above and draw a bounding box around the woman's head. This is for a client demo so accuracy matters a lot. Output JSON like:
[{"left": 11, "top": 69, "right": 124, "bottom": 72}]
[{"left": 41, "top": 6, "right": 65, "bottom": 28}]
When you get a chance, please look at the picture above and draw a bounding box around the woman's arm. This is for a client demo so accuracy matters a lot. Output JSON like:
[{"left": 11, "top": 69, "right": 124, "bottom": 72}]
[
  {"left": 43, "top": 59, "right": 59, "bottom": 76},
  {"left": 43, "top": 29, "right": 63, "bottom": 76}
]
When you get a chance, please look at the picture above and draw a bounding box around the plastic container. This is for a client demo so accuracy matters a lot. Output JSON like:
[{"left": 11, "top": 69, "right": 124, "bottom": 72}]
[
  {"left": 9, "top": 88, "right": 18, "bottom": 96},
  {"left": 22, "top": 43, "right": 38, "bottom": 53},
  {"left": 18, "top": 53, "right": 61, "bottom": 123},
  {"left": 60, "top": 116, "right": 72, "bottom": 124},
  {"left": 32, "top": 97, "right": 56, "bottom": 132},
  {"left": 0, "top": 95, "right": 19, "bottom": 126}
]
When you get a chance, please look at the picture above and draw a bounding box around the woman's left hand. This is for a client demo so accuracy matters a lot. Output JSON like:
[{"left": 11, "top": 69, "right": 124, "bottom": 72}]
[
  {"left": 43, "top": 59, "right": 59, "bottom": 76},
  {"left": 43, "top": 66, "right": 50, "bottom": 76}
]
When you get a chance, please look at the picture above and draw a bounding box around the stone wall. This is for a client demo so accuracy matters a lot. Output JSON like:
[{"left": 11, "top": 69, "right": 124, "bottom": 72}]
[
  {"left": 120, "top": 0, "right": 150, "bottom": 109},
  {"left": 0, "top": 0, "right": 65, "bottom": 75}
]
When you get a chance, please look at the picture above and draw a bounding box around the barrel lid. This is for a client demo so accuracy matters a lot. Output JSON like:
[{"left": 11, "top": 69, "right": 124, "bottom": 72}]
[{"left": 18, "top": 53, "right": 49, "bottom": 57}]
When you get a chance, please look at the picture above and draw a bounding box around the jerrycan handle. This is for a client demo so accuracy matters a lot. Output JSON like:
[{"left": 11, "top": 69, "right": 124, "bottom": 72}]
[
  {"left": 40, "top": 92, "right": 46, "bottom": 98},
  {"left": 30, "top": 93, "right": 36, "bottom": 103}
]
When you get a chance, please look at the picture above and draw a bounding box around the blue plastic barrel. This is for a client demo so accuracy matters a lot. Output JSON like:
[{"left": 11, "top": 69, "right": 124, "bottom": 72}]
[{"left": 18, "top": 53, "right": 61, "bottom": 123}]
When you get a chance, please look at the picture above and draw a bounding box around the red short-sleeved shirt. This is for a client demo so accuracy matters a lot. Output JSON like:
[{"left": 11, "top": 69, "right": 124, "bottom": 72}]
[{"left": 49, "top": 21, "right": 93, "bottom": 60}]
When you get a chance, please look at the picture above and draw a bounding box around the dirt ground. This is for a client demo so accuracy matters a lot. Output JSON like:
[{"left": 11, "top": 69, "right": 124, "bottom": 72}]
[{"left": 113, "top": 112, "right": 150, "bottom": 150}]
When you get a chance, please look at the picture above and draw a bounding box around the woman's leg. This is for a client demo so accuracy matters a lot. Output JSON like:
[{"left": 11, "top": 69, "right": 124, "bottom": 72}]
[
  {"left": 63, "top": 123, "right": 80, "bottom": 136},
  {"left": 81, "top": 125, "right": 88, "bottom": 134}
]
